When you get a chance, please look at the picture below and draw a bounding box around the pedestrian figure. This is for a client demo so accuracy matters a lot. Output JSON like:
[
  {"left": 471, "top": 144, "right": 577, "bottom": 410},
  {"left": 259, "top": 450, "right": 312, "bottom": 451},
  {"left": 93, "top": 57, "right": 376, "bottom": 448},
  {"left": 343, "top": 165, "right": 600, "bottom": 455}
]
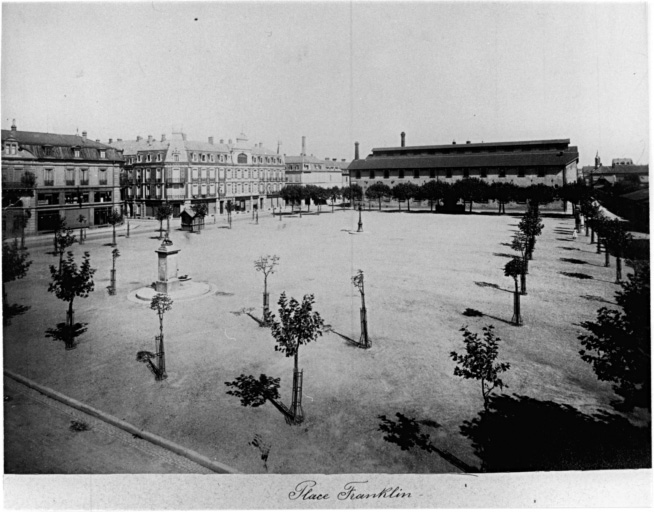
[{"left": 572, "top": 228, "right": 578, "bottom": 241}]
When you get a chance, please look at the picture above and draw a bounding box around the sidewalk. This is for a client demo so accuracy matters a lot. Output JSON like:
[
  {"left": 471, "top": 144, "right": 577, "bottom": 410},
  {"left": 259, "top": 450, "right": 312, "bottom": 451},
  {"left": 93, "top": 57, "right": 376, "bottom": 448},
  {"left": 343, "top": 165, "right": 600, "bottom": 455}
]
[{"left": 3, "top": 375, "right": 214, "bottom": 474}]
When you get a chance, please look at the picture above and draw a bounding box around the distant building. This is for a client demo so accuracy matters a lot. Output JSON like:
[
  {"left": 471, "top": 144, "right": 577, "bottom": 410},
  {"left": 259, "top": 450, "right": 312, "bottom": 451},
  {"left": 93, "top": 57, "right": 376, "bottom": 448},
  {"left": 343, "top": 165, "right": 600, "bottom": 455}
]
[
  {"left": 111, "top": 132, "right": 286, "bottom": 218},
  {"left": 284, "top": 136, "right": 350, "bottom": 189},
  {"left": 580, "top": 155, "right": 648, "bottom": 187},
  {"left": 1, "top": 121, "right": 123, "bottom": 237},
  {"left": 348, "top": 133, "right": 579, "bottom": 193}
]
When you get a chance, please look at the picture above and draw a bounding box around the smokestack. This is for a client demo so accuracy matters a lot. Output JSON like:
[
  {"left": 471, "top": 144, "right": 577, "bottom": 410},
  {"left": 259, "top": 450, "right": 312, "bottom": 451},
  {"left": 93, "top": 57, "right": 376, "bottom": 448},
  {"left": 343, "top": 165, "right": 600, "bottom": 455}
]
[
  {"left": 11, "top": 119, "right": 16, "bottom": 131},
  {"left": 209, "top": 136, "right": 214, "bottom": 145},
  {"left": 301, "top": 136, "right": 306, "bottom": 156},
  {"left": 354, "top": 142, "right": 360, "bottom": 160},
  {"left": 161, "top": 134, "right": 166, "bottom": 142},
  {"left": 401, "top": 132, "right": 405, "bottom": 147},
  {"left": 82, "top": 131, "right": 87, "bottom": 139}
]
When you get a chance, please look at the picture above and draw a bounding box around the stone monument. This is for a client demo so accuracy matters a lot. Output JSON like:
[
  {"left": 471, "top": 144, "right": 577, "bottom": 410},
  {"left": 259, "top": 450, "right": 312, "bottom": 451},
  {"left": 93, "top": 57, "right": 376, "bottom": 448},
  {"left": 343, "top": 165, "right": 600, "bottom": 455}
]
[{"left": 154, "top": 235, "right": 180, "bottom": 294}]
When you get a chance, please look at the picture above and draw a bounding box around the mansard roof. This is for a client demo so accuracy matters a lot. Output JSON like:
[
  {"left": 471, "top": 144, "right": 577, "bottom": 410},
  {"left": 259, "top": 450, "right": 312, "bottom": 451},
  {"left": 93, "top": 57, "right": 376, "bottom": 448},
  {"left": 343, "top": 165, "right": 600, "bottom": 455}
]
[{"left": 1, "top": 129, "right": 123, "bottom": 161}]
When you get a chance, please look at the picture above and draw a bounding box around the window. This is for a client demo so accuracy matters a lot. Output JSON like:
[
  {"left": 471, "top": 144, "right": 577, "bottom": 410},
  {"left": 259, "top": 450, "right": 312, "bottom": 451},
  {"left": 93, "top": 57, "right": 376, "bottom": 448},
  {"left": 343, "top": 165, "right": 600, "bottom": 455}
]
[
  {"left": 413, "top": 169, "right": 420, "bottom": 179},
  {"left": 446, "top": 169, "right": 453, "bottom": 179},
  {"left": 174, "top": 154, "right": 179, "bottom": 162},
  {"left": 210, "top": 154, "right": 215, "bottom": 162},
  {"left": 192, "top": 168, "right": 199, "bottom": 179},
  {"left": 43, "top": 145, "right": 53, "bottom": 157},
  {"left": 370, "top": 170, "right": 375, "bottom": 179},
  {"left": 499, "top": 169, "right": 506, "bottom": 178},
  {"left": 429, "top": 169, "right": 435, "bottom": 179},
  {"left": 463, "top": 169, "right": 470, "bottom": 178},
  {"left": 66, "top": 168, "right": 75, "bottom": 186},
  {"left": 399, "top": 169, "right": 405, "bottom": 179},
  {"left": 201, "top": 154, "right": 206, "bottom": 162},
  {"left": 384, "top": 170, "right": 390, "bottom": 179},
  {"left": 219, "top": 155, "right": 224, "bottom": 163},
  {"left": 227, "top": 169, "right": 233, "bottom": 179},
  {"left": 238, "top": 153, "right": 247, "bottom": 164},
  {"left": 99, "top": 169, "right": 108, "bottom": 185},
  {"left": 192, "top": 153, "right": 197, "bottom": 162},
  {"left": 137, "top": 155, "right": 142, "bottom": 162},
  {"left": 517, "top": 168, "right": 525, "bottom": 178},
  {"left": 537, "top": 168, "right": 546, "bottom": 178},
  {"left": 209, "top": 168, "right": 216, "bottom": 180},
  {"left": 355, "top": 170, "right": 361, "bottom": 179},
  {"left": 480, "top": 169, "right": 488, "bottom": 178},
  {"left": 94, "top": 191, "right": 112, "bottom": 202},
  {"left": 157, "top": 153, "right": 162, "bottom": 162},
  {"left": 80, "top": 168, "right": 89, "bottom": 185},
  {"left": 100, "top": 150, "right": 106, "bottom": 159},
  {"left": 38, "top": 192, "right": 59, "bottom": 205},
  {"left": 201, "top": 168, "right": 207, "bottom": 179},
  {"left": 146, "top": 154, "right": 151, "bottom": 162},
  {"left": 74, "top": 148, "right": 81, "bottom": 158}
]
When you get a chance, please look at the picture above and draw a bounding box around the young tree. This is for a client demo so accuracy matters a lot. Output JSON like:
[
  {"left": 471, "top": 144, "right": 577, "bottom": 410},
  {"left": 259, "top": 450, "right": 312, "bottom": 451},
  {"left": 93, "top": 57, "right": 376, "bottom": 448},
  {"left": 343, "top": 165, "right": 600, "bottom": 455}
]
[
  {"left": 52, "top": 215, "right": 68, "bottom": 254},
  {"left": 488, "top": 182, "right": 516, "bottom": 214},
  {"left": 17, "top": 208, "right": 31, "bottom": 250},
  {"left": 47, "top": 251, "right": 96, "bottom": 349},
  {"left": 77, "top": 214, "right": 87, "bottom": 245},
  {"left": 329, "top": 186, "right": 340, "bottom": 213},
  {"left": 155, "top": 203, "right": 174, "bottom": 239},
  {"left": 109, "top": 248, "right": 120, "bottom": 293},
  {"left": 450, "top": 325, "right": 511, "bottom": 410},
  {"left": 579, "top": 262, "right": 650, "bottom": 411},
  {"left": 191, "top": 202, "right": 208, "bottom": 233},
  {"left": 55, "top": 226, "right": 77, "bottom": 272},
  {"left": 392, "top": 182, "right": 419, "bottom": 211},
  {"left": 342, "top": 184, "right": 363, "bottom": 208},
  {"left": 580, "top": 200, "right": 600, "bottom": 238},
  {"left": 150, "top": 293, "right": 173, "bottom": 380},
  {"left": 280, "top": 185, "right": 302, "bottom": 213},
  {"left": 365, "top": 182, "right": 392, "bottom": 210},
  {"left": 106, "top": 208, "right": 123, "bottom": 246},
  {"left": 254, "top": 255, "right": 280, "bottom": 323},
  {"left": 352, "top": 270, "right": 370, "bottom": 348},
  {"left": 504, "top": 257, "right": 525, "bottom": 325},
  {"left": 601, "top": 219, "right": 633, "bottom": 282},
  {"left": 3, "top": 240, "right": 32, "bottom": 309},
  {"left": 226, "top": 293, "right": 324, "bottom": 424},
  {"left": 518, "top": 202, "right": 544, "bottom": 260},
  {"left": 511, "top": 232, "right": 529, "bottom": 295},
  {"left": 454, "top": 177, "right": 487, "bottom": 213}
]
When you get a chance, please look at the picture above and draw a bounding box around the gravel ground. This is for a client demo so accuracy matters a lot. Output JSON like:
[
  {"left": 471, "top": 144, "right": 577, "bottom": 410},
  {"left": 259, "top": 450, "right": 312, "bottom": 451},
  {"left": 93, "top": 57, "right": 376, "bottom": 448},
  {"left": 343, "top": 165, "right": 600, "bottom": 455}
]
[{"left": 3, "top": 208, "right": 632, "bottom": 473}]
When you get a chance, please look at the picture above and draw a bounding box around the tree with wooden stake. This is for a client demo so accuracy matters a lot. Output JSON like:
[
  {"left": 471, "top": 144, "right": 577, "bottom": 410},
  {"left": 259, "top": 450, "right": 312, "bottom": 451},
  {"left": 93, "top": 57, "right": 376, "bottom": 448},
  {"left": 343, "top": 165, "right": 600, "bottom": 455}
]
[
  {"left": 504, "top": 257, "right": 525, "bottom": 326},
  {"left": 54, "top": 226, "right": 77, "bottom": 273},
  {"left": 352, "top": 269, "right": 371, "bottom": 348},
  {"left": 518, "top": 203, "right": 544, "bottom": 260},
  {"left": 254, "top": 255, "right": 280, "bottom": 324},
  {"left": 3, "top": 240, "right": 32, "bottom": 316},
  {"left": 226, "top": 293, "right": 324, "bottom": 425},
  {"left": 155, "top": 204, "right": 174, "bottom": 239},
  {"left": 52, "top": 216, "right": 67, "bottom": 255},
  {"left": 150, "top": 293, "right": 173, "bottom": 380},
  {"left": 191, "top": 202, "right": 209, "bottom": 233},
  {"left": 580, "top": 200, "right": 600, "bottom": 238},
  {"left": 48, "top": 251, "right": 96, "bottom": 350},
  {"left": 602, "top": 219, "right": 633, "bottom": 282},
  {"left": 594, "top": 215, "right": 607, "bottom": 255},
  {"left": 510, "top": 232, "right": 529, "bottom": 295},
  {"left": 450, "top": 325, "right": 510, "bottom": 411},
  {"left": 106, "top": 208, "right": 123, "bottom": 247},
  {"left": 17, "top": 208, "right": 31, "bottom": 250},
  {"left": 77, "top": 214, "right": 87, "bottom": 245},
  {"left": 109, "top": 248, "right": 120, "bottom": 293}
]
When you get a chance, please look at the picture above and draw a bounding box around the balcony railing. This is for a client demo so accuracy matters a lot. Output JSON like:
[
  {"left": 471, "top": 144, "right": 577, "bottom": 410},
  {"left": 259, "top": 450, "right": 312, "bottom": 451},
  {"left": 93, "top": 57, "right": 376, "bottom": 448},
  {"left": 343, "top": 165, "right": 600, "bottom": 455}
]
[
  {"left": 44, "top": 180, "right": 54, "bottom": 187},
  {"left": 65, "top": 180, "right": 75, "bottom": 186}
]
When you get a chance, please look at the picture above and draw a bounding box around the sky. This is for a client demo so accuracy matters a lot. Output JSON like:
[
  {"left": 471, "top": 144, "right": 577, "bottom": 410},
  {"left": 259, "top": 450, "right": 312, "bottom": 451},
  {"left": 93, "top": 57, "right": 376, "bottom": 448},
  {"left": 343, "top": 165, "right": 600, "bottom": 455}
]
[{"left": 1, "top": 1, "right": 649, "bottom": 165}]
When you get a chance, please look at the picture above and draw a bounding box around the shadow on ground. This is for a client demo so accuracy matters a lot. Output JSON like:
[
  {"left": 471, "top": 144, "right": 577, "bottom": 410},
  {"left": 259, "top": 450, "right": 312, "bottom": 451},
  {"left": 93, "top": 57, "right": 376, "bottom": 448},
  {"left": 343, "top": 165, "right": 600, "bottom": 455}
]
[
  {"left": 45, "top": 322, "right": 89, "bottom": 349},
  {"left": 560, "top": 272, "right": 594, "bottom": 280},
  {"left": 459, "top": 394, "right": 651, "bottom": 472},
  {"left": 474, "top": 281, "right": 513, "bottom": 293},
  {"left": 3, "top": 303, "right": 30, "bottom": 325}
]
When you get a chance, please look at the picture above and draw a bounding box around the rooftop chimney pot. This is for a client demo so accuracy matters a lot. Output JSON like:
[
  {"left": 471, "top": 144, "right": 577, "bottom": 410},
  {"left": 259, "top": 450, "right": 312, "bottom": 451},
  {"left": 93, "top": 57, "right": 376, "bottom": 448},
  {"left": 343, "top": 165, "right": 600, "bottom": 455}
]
[
  {"left": 401, "top": 132, "right": 405, "bottom": 147},
  {"left": 82, "top": 131, "right": 87, "bottom": 139},
  {"left": 108, "top": 138, "right": 113, "bottom": 144},
  {"left": 466, "top": 140, "right": 471, "bottom": 144},
  {"left": 161, "top": 134, "right": 166, "bottom": 142},
  {"left": 209, "top": 136, "right": 214, "bottom": 145},
  {"left": 136, "top": 135, "right": 142, "bottom": 141},
  {"left": 11, "top": 119, "right": 16, "bottom": 131},
  {"left": 148, "top": 135, "right": 153, "bottom": 143}
]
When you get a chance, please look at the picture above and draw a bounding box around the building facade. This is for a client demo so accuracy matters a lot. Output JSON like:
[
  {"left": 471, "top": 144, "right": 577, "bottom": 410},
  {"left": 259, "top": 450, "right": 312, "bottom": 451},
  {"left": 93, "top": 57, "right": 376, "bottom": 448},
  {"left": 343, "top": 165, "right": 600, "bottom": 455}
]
[
  {"left": 2, "top": 122, "right": 123, "bottom": 237},
  {"left": 580, "top": 156, "right": 648, "bottom": 187},
  {"left": 284, "top": 137, "right": 350, "bottom": 189},
  {"left": 112, "top": 132, "right": 286, "bottom": 218},
  {"left": 348, "top": 134, "right": 579, "bottom": 193}
]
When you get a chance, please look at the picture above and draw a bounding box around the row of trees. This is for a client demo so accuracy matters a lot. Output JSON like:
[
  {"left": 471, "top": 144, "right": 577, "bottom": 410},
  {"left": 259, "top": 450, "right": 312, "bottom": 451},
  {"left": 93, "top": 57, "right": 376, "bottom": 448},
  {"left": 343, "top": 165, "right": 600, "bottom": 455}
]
[{"left": 350, "top": 180, "right": 591, "bottom": 214}]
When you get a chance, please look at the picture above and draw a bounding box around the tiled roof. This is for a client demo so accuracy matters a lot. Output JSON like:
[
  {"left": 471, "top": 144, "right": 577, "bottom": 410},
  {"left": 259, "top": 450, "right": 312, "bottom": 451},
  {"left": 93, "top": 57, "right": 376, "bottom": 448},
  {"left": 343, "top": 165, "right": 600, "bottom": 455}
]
[
  {"left": 372, "top": 138, "right": 572, "bottom": 153},
  {"left": 619, "top": 189, "right": 649, "bottom": 202},
  {"left": 592, "top": 165, "right": 649, "bottom": 175},
  {"left": 2, "top": 129, "right": 123, "bottom": 161},
  {"left": 285, "top": 155, "right": 329, "bottom": 165},
  {"left": 348, "top": 150, "right": 578, "bottom": 170}
]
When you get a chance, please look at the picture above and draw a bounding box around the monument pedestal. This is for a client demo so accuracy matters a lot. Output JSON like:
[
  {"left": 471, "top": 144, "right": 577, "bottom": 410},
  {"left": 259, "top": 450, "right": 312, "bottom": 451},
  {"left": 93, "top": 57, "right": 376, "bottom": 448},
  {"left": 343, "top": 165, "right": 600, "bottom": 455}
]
[{"left": 155, "top": 242, "right": 181, "bottom": 294}]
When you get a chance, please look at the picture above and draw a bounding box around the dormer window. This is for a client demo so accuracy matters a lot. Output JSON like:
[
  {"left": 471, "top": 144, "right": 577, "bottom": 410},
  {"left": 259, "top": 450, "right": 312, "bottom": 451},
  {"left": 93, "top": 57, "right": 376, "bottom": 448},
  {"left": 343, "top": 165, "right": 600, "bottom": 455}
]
[
  {"left": 146, "top": 154, "right": 152, "bottom": 162},
  {"left": 237, "top": 153, "right": 247, "bottom": 164},
  {"left": 100, "top": 150, "right": 106, "bottom": 159},
  {"left": 174, "top": 153, "right": 179, "bottom": 162},
  {"left": 210, "top": 154, "right": 215, "bottom": 162},
  {"left": 192, "top": 153, "right": 197, "bottom": 162},
  {"left": 157, "top": 153, "right": 162, "bottom": 162},
  {"left": 43, "top": 145, "right": 53, "bottom": 157},
  {"left": 73, "top": 147, "right": 81, "bottom": 158},
  {"left": 137, "top": 154, "right": 142, "bottom": 163},
  {"left": 201, "top": 154, "right": 206, "bottom": 162}
]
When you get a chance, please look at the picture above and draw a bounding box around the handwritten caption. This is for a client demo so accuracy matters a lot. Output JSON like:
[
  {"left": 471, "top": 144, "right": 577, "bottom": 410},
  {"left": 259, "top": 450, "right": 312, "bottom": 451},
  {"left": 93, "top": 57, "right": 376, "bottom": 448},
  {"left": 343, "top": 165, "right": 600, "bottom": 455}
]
[{"left": 289, "top": 480, "right": 411, "bottom": 501}]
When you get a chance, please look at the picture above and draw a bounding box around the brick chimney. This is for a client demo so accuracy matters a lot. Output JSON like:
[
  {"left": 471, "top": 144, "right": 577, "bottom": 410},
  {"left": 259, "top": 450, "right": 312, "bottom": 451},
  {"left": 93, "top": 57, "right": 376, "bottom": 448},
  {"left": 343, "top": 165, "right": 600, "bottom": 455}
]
[
  {"left": 11, "top": 119, "right": 16, "bottom": 131},
  {"left": 136, "top": 135, "right": 142, "bottom": 141},
  {"left": 401, "top": 132, "right": 405, "bottom": 147},
  {"left": 108, "top": 138, "right": 113, "bottom": 144},
  {"left": 209, "top": 136, "right": 214, "bottom": 144},
  {"left": 95, "top": 139, "right": 100, "bottom": 143},
  {"left": 161, "top": 134, "right": 166, "bottom": 142},
  {"left": 82, "top": 131, "right": 87, "bottom": 139},
  {"left": 117, "top": 138, "right": 123, "bottom": 142},
  {"left": 148, "top": 135, "right": 153, "bottom": 143},
  {"left": 301, "top": 136, "right": 306, "bottom": 156},
  {"left": 220, "top": 139, "right": 224, "bottom": 144},
  {"left": 354, "top": 142, "right": 360, "bottom": 160}
]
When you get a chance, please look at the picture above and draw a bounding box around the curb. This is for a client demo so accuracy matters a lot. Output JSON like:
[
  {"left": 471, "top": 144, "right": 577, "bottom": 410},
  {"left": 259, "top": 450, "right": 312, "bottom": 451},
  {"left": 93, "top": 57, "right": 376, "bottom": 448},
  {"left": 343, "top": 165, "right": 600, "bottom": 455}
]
[{"left": 4, "top": 369, "right": 241, "bottom": 475}]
